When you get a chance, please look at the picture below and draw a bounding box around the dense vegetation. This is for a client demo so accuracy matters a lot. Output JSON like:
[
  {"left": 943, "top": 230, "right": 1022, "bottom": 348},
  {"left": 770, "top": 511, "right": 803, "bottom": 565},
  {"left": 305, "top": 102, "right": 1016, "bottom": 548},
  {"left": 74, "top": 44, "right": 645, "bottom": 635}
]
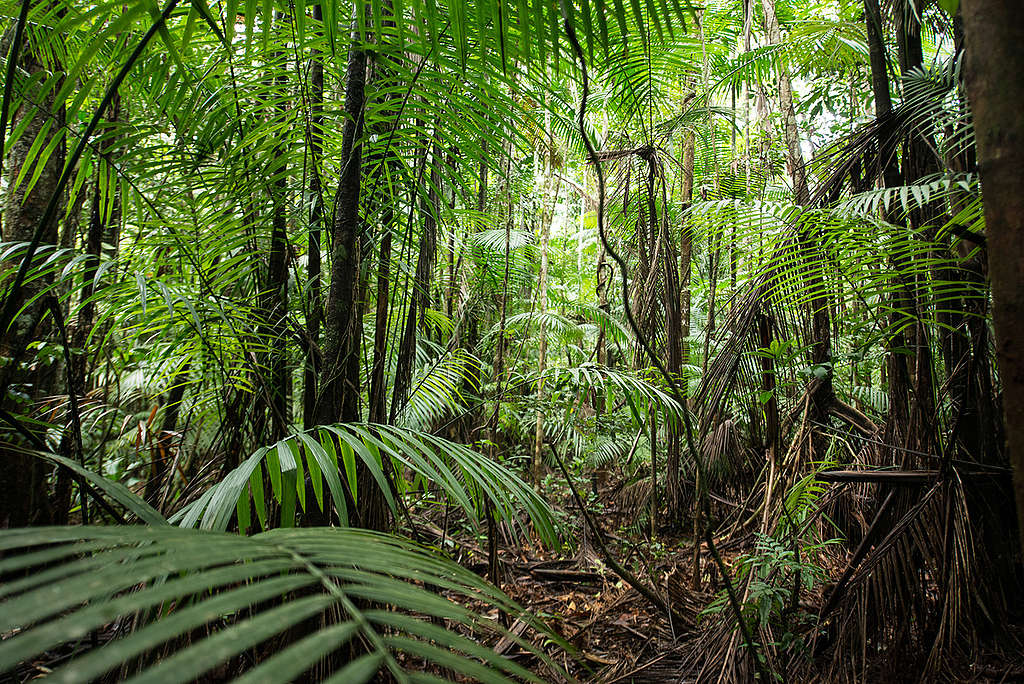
[{"left": 1, "top": 0, "right": 1022, "bottom": 681}]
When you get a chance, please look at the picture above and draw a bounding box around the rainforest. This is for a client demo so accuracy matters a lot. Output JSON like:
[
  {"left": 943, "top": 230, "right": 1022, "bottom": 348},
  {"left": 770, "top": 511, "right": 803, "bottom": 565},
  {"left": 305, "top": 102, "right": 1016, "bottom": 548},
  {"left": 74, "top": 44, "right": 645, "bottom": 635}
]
[{"left": 1, "top": 0, "right": 1023, "bottom": 681}]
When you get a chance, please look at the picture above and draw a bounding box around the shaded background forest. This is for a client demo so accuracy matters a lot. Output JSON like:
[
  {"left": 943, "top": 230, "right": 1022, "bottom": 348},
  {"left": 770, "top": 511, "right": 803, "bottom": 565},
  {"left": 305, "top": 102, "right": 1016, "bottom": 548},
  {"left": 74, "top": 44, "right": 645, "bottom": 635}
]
[{"left": 1, "top": 0, "right": 1021, "bottom": 681}]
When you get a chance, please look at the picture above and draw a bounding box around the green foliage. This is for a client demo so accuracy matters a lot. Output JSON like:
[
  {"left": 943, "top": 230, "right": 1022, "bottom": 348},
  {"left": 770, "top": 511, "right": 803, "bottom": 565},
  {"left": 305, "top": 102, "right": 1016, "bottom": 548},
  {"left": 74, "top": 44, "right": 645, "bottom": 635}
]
[
  {"left": 0, "top": 526, "right": 566, "bottom": 683},
  {"left": 172, "top": 423, "right": 558, "bottom": 544},
  {"left": 703, "top": 532, "right": 830, "bottom": 631}
]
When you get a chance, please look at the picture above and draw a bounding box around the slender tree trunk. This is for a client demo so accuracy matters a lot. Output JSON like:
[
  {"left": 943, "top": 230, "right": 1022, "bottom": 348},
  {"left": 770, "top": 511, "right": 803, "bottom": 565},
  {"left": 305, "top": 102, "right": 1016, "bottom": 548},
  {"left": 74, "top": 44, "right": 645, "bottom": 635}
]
[
  {"left": 961, "top": 0, "right": 1024, "bottom": 551},
  {"left": 145, "top": 362, "right": 190, "bottom": 508},
  {"left": 762, "top": 0, "right": 809, "bottom": 204},
  {"left": 487, "top": 149, "right": 515, "bottom": 454},
  {"left": 366, "top": 5, "right": 402, "bottom": 425},
  {"left": 263, "top": 16, "right": 290, "bottom": 441},
  {"left": 596, "top": 248, "right": 609, "bottom": 371},
  {"left": 679, "top": 131, "right": 695, "bottom": 541},
  {"left": 532, "top": 142, "right": 555, "bottom": 485},
  {"left": 894, "top": 0, "right": 939, "bottom": 458},
  {"left": 368, "top": 221, "right": 393, "bottom": 423},
  {"left": 55, "top": 94, "right": 121, "bottom": 522},
  {"left": 861, "top": 0, "right": 915, "bottom": 458},
  {"left": 763, "top": 0, "right": 833, "bottom": 418},
  {"left": 303, "top": 2, "right": 325, "bottom": 429},
  {"left": 389, "top": 144, "right": 438, "bottom": 422},
  {"left": 702, "top": 236, "right": 718, "bottom": 375},
  {"left": 669, "top": 130, "right": 695, "bottom": 523}
]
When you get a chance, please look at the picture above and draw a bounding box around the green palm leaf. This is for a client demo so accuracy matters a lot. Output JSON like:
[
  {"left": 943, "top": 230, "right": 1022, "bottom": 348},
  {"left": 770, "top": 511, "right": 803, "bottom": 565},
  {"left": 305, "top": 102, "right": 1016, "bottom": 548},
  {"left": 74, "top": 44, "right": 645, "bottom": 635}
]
[
  {"left": 0, "top": 525, "right": 567, "bottom": 683},
  {"left": 171, "top": 423, "right": 558, "bottom": 544}
]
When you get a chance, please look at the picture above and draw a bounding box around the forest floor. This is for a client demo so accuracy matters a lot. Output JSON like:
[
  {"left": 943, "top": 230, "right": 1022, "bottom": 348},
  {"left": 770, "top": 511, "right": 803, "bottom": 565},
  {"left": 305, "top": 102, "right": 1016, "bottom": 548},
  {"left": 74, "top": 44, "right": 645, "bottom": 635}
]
[
  {"left": 406, "top": 478, "right": 1024, "bottom": 684},
  {"left": 17, "top": 479, "right": 1024, "bottom": 683}
]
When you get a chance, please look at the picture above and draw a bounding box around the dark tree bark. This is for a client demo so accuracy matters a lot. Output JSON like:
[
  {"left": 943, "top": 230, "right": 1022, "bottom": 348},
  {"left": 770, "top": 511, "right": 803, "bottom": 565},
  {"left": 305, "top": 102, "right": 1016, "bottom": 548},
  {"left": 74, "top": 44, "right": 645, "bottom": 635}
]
[
  {"left": 389, "top": 145, "right": 438, "bottom": 423},
  {"left": 862, "top": 0, "right": 912, "bottom": 459},
  {"left": 367, "top": 220, "right": 393, "bottom": 424},
  {"left": 144, "top": 362, "right": 190, "bottom": 508},
  {"left": 961, "top": 0, "right": 1024, "bottom": 550},
  {"left": 315, "top": 16, "right": 367, "bottom": 428},
  {"left": 0, "top": 28, "right": 63, "bottom": 528},
  {"left": 862, "top": 0, "right": 900, "bottom": 187},
  {"left": 314, "top": 8, "right": 389, "bottom": 532},
  {"left": 366, "top": 2, "right": 402, "bottom": 425},
  {"left": 303, "top": 2, "right": 325, "bottom": 430},
  {"left": 764, "top": 0, "right": 833, "bottom": 423},
  {"left": 263, "top": 21, "right": 290, "bottom": 441},
  {"left": 55, "top": 94, "right": 121, "bottom": 522}
]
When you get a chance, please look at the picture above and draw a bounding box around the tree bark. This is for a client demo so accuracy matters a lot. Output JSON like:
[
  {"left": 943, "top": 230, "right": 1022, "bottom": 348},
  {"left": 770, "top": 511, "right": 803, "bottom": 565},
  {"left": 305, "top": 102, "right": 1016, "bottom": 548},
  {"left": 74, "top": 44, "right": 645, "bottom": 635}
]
[
  {"left": 763, "top": 0, "right": 833, "bottom": 416},
  {"left": 314, "top": 7, "right": 390, "bottom": 532},
  {"left": 762, "top": 0, "right": 809, "bottom": 204},
  {"left": 315, "top": 14, "right": 367, "bottom": 428},
  {"left": 0, "top": 29, "right": 63, "bottom": 528},
  {"left": 961, "top": 0, "right": 1024, "bottom": 551},
  {"left": 263, "top": 13, "right": 290, "bottom": 441},
  {"left": 303, "top": 2, "right": 325, "bottom": 429},
  {"left": 680, "top": 131, "right": 695, "bottom": 363},
  {"left": 532, "top": 140, "right": 555, "bottom": 485},
  {"left": 388, "top": 144, "right": 438, "bottom": 422}
]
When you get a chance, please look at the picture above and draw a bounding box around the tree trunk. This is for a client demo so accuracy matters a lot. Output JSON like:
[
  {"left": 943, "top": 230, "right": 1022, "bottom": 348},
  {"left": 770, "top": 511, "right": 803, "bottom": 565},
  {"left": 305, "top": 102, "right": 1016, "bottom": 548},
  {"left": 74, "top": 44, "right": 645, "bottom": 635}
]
[
  {"left": 367, "top": 220, "right": 393, "bottom": 424},
  {"left": 303, "top": 1, "right": 325, "bottom": 429},
  {"left": 314, "top": 6, "right": 388, "bottom": 531},
  {"left": 961, "top": 0, "right": 1024, "bottom": 551},
  {"left": 263, "top": 14, "right": 290, "bottom": 441},
  {"left": 388, "top": 144, "right": 438, "bottom": 422},
  {"left": 0, "top": 32, "right": 63, "bottom": 528},
  {"left": 366, "top": 6, "right": 403, "bottom": 425},
  {"left": 680, "top": 131, "right": 695, "bottom": 364},
  {"left": 532, "top": 141, "right": 555, "bottom": 485},
  {"left": 55, "top": 94, "right": 121, "bottom": 523},
  {"left": 763, "top": 0, "right": 833, "bottom": 418},
  {"left": 315, "top": 13, "right": 367, "bottom": 428},
  {"left": 762, "top": 0, "right": 809, "bottom": 204}
]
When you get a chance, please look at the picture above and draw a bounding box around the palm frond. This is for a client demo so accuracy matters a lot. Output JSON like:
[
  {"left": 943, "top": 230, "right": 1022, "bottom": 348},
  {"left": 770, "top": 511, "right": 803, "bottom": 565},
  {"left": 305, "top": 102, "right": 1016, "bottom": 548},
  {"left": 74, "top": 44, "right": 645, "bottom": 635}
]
[
  {"left": 171, "top": 423, "right": 558, "bottom": 545},
  {"left": 0, "top": 525, "right": 568, "bottom": 683}
]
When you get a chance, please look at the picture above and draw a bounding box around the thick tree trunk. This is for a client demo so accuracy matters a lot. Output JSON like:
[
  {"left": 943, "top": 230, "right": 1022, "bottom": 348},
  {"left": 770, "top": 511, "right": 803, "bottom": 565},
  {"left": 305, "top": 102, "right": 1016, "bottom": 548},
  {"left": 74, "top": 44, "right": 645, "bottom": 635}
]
[
  {"left": 0, "top": 35, "right": 63, "bottom": 528},
  {"left": 315, "top": 17, "right": 367, "bottom": 428},
  {"left": 961, "top": 0, "right": 1024, "bottom": 550},
  {"left": 315, "top": 9, "right": 388, "bottom": 531}
]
